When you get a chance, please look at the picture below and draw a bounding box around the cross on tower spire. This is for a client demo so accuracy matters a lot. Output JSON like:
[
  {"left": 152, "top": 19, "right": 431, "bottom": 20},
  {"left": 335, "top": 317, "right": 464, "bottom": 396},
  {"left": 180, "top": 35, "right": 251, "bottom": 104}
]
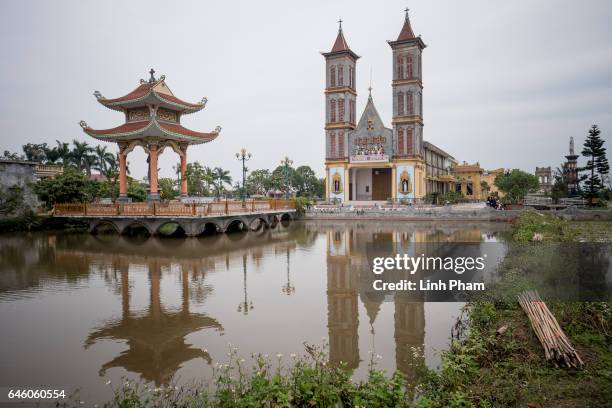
[
  {"left": 404, "top": 7, "right": 410, "bottom": 20},
  {"left": 338, "top": 18, "right": 343, "bottom": 31}
]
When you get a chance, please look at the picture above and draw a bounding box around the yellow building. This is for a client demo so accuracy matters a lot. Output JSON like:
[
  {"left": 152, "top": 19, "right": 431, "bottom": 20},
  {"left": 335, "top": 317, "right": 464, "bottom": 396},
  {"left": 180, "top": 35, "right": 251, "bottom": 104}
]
[{"left": 451, "top": 162, "right": 505, "bottom": 200}]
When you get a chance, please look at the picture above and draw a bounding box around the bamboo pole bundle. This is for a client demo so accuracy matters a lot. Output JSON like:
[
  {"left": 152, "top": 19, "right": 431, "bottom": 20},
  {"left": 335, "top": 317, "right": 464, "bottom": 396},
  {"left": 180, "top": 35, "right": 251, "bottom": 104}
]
[{"left": 518, "top": 290, "right": 584, "bottom": 368}]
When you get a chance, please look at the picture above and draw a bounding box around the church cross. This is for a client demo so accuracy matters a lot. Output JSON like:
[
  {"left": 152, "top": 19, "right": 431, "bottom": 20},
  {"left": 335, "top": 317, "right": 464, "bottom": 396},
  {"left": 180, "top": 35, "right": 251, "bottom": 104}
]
[
  {"left": 338, "top": 18, "right": 343, "bottom": 30},
  {"left": 149, "top": 68, "right": 156, "bottom": 82}
]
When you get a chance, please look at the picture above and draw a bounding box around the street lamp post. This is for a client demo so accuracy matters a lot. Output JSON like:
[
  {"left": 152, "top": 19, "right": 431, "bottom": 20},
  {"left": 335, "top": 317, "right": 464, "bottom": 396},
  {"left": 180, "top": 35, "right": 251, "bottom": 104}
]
[
  {"left": 280, "top": 156, "right": 293, "bottom": 199},
  {"left": 235, "top": 148, "right": 251, "bottom": 204}
]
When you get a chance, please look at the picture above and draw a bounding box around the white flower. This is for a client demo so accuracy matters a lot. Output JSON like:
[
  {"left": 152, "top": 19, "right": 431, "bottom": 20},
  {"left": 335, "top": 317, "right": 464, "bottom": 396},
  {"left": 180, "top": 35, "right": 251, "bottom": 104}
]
[
  {"left": 105, "top": 380, "right": 111, "bottom": 385},
  {"left": 203, "top": 348, "right": 208, "bottom": 353},
  {"left": 376, "top": 354, "right": 382, "bottom": 360},
  {"left": 290, "top": 353, "right": 297, "bottom": 358},
  {"left": 276, "top": 353, "right": 283, "bottom": 358}
]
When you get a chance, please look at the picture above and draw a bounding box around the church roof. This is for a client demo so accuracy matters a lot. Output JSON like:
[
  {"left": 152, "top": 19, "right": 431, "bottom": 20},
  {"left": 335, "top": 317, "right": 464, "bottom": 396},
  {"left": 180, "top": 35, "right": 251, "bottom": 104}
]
[
  {"left": 322, "top": 23, "right": 360, "bottom": 60},
  {"left": 356, "top": 91, "right": 391, "bottom": 132},
  {"left": 396, "top": 11, "right": 415, "bottom": 41},
  {"left": 388, "top": 10, "right": 426, "bottom": 49},
  {"left": 331, "top": 29, "right": 350, "bottom": 52},
  {"left": 95, "top": 72, "right": 206, "bottom": 115},
  {"left": 81, "top": 119, "right": 219, "bottom": 145}
]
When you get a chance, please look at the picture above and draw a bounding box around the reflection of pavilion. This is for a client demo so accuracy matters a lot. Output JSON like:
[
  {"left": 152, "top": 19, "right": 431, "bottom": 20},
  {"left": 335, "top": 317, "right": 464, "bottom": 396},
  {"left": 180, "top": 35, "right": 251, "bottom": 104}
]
[{"left": 85, "top": 260, "right": 222, "bottom": 385}]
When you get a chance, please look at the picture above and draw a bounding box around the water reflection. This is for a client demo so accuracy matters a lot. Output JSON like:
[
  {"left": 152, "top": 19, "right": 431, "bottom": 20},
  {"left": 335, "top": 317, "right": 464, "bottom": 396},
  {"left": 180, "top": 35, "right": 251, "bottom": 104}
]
[
  {"left": 0, "top": 221, "right": 507, "bottom": 402},
  {"left": 84, "top": 262, "right": 222, "bottom": 385}
]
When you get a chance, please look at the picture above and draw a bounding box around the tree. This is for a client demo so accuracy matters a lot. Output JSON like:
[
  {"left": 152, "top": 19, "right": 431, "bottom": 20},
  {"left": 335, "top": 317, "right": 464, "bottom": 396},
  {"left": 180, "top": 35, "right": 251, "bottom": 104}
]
[
  {"left": 579, "top": 125, "right": 609, "bottom": 203},
  {"left": 22, "top": 143, "right": 48, "bottom": 162},
  {"left": 212, "top": 167, "right": 232, "bottom": 198},
  {"left": 494, "top": 169, "right": 539, "bottom": 204},
  {"left": 550, "top": 164, "right": 569, "bottom": 204},
  {"left": 33, "top": 168, "right": 101, "bottom": 208},
  {"left": 69, "top": 140, "right": 96, "bottom": 176},
  {"left": 246, "top": 169, "right": 273, "bottom": 196},
  {"left": 294, "top": 166, "right": 320, "bottom": 197},
  {"left": 1, "top": 150, "right": 24, "bottom": 161},
  {"left": 93, "top": 145, "right": 117, "bottom": 179},
  {"left": 185, "top": 162, "right": 212, "bottom": 196},
  {"left": 158, "top": 178, "right": 178, "bottom": 200}
]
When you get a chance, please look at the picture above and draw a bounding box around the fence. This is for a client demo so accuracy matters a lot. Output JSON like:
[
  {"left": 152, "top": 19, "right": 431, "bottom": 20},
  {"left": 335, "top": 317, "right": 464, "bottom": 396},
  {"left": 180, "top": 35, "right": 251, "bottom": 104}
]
[{"left": 53, "top": 200, "right": 295, "bottom": 217}]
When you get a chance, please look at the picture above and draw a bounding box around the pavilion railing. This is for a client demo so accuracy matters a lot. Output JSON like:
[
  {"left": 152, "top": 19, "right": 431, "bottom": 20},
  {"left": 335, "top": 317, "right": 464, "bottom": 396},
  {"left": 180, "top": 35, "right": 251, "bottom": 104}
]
[{"left": 53, "top": 199, "right": 295, "bottom": 217}]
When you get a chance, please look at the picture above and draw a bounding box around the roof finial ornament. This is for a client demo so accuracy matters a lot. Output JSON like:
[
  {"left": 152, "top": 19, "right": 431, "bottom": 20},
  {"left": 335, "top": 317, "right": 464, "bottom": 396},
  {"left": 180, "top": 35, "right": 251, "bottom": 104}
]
[
  {"left": 338, "top": 18, "right": 343, "bottom": 32},
  {"left": 405, "top": 7, "right": 410, "bottom": 21},
  {"left": 148, "top": 68, "right": 156, "bottom": 83},
  {"left": 368, "top": 66, "right": 373, "bottom": 96}
]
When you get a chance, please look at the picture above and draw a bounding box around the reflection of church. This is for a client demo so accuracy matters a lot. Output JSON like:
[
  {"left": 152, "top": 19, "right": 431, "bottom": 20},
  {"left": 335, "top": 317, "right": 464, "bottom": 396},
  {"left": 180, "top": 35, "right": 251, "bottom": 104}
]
[
  {"left": 324, "top": 11, "right": 457, "bottom": 202},
  {"left": 326, "top": 228, "right": 426, "bottom": 379},
  {"left": 324, "top": 223, "right": 491, "bottom": 382},
  {"left": 85, "top": 260, "right": 222, "bottom": 385}
]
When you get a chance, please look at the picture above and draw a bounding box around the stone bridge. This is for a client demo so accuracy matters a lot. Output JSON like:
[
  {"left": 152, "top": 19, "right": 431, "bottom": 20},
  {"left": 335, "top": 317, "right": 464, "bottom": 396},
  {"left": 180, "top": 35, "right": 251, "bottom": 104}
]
[
  {"left": 58, "top": 211, "right": 295, "bottom": 237},
  {"left": 52, "top": 201, "right": 296, "bottom": 237}
]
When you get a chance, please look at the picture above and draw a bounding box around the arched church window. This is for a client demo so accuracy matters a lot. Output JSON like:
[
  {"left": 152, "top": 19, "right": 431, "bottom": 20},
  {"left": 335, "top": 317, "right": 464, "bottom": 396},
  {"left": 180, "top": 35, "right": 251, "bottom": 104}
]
[
  {"left": 330, "top": 99, "right": 336, "bottom": 122},
  {"left": 398, "top": 128, "right": 405, "bottom": 156},
  {"left": 407, "top": 128, "right": 414, "bottom": 156},
  {"left": 349, "top": 66, "right": 353, "bottom": 88},
  {"left": 330, "top": 66, "right": 336, "bottom": 87},
  {"left": 407, "top": 91, "right": 414, "bottom": 115},
  {"left": 397, "top": 55, "right": 404, "bottom": 79},
  {"left": 407, "top": 54, "right": 413, "bottom": 78},
  {"left": 330, "top": 132, "right": 336, "bottom": 158},
  {"left": 338, "top": 99, "right": 345, "bottom": 122},
  {"left": 338, "top": 65, "right": 344, "bottom": 86},
  {"left": 398, "top": 92, "right": 404, "bottom": 116},
  {"left": 338, "top": 131, "right": 344, "bottom": 157}
]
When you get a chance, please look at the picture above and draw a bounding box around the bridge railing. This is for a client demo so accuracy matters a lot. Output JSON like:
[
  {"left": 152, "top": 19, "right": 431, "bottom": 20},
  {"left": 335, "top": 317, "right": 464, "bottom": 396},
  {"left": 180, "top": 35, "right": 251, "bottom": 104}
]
[{"left": 53, "top": 199, "right": 295, "bottom": 217}]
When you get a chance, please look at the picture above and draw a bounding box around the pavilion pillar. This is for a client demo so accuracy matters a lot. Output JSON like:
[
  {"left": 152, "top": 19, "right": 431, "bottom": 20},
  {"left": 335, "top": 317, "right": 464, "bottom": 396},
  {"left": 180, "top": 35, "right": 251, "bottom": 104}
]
[
  {"left": 180, "top": 147, "right": 188, "bottom": 197},
  {"left": 118, "top": 146, "right": 128, "bottom": 202},
  {"left": 147, "top": 143, "right": 160, "bottom": 201}
]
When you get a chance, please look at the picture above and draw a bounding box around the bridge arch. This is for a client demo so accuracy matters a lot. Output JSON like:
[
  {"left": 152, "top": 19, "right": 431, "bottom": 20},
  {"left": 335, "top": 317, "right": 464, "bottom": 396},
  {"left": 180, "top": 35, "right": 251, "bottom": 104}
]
[
  {"left": 197, "top": 221, "right": 223, "bottom": 236},
  {"left": 90, "top": 220, "right": 121, "bottom": 234},
  {"left": 225, "top": 218, "right": 248, "bottom": 233},
  {"left": 155, "top": 221, "right": 188, "bottom": 237},
  {"left": 122, "top": 221, "right": 153, "bottom": 236},
  {"left": 248, "top": 217, "right": 269, "bottom": 231}
]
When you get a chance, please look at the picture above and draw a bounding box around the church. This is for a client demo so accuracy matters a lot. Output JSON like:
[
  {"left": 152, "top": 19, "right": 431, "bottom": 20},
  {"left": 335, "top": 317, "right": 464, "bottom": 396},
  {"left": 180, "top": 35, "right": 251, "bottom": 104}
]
[{"left": 323, "top": 11, "right": 457, "bottom": 202}]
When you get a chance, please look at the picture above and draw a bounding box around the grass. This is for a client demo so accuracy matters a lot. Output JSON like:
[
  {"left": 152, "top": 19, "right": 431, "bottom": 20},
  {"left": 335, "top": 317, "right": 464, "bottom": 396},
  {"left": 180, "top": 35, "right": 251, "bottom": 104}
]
[{"left": 415, "top": 212, "right": 612, "bottom": 407}]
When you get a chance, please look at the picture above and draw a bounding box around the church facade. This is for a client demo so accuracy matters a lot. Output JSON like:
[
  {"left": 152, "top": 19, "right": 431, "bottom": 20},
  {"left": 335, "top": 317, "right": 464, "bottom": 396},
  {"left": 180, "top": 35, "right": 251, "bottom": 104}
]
[{"left": 323, "top": 12, "right": 456, "bottom": 202}]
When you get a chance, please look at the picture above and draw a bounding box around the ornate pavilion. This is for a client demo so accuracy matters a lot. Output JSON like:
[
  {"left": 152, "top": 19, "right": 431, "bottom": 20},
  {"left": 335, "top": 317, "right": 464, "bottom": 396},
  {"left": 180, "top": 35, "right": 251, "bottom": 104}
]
[{"left": 80, "top": 69, "right": 220, "bottom": 201}]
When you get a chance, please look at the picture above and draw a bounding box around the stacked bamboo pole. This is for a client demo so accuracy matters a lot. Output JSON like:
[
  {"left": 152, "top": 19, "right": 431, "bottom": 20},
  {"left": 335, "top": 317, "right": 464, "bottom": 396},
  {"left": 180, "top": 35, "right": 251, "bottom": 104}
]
[{"left": 518, "top": 290, "right": 584, "bottom": 368}]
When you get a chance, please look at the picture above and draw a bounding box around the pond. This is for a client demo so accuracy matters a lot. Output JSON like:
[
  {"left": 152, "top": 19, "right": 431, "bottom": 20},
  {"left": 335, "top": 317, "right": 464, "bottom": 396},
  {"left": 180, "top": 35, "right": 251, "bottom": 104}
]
[{"left": 0, "top": 220, "right": 509, "bottom": 404}]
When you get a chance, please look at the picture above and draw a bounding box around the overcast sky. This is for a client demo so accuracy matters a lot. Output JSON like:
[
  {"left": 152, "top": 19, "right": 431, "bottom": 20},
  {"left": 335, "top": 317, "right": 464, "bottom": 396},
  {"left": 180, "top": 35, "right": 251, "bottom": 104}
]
[{"left": 1, "top": 0, "right": 611, "bottom": 181}]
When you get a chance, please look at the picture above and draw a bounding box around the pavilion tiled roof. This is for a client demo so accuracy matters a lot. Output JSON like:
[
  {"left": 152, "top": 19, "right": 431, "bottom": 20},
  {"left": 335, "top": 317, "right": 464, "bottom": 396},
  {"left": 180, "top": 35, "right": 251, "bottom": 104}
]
[
  {"left": 82, "top": 119, "right": 219, "bottom": 145},
  {"left": 158, "top": 122, "right": 218, "bottom": 141},
  {"left": 97, "top": 79, "right": 205, "bottom": 114}
]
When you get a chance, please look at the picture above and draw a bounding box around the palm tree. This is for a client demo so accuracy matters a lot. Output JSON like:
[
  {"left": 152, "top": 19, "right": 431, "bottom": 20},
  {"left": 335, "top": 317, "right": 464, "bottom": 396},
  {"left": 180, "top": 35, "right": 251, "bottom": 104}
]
[
  {"left": 93, "top": 145, "right": 116, "bottom": 178},
  {"left": 212, "top": 167, "right": 232, "bottom": 199},
  {"left": 70, "top": 140, "right": 95, "bottom": 176},
  {"left": 55, "top": 140, "right": 71, "bottom": 165}
]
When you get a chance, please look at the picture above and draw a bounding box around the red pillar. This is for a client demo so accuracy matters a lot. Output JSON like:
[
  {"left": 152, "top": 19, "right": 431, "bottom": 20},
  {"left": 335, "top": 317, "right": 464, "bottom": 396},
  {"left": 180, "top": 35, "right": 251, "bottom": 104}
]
[
  {"left": 119, "top": 151, "right": 128, "bottom": 200},
  {"left": 180, "top": 148, "right": 188, "bottom": 197},
  {"left": 117, "top": 143, "right": 128, "bottom": 202},
  {"left": 148, "top": 143, "right": 160, "bottom": 201}
]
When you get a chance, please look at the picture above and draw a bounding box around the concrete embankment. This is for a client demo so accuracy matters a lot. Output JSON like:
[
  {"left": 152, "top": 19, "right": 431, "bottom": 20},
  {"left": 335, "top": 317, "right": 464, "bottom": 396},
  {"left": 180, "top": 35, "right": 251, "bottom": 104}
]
[{"left": 301, "top": 206, "right": 612, "bottom": 222}]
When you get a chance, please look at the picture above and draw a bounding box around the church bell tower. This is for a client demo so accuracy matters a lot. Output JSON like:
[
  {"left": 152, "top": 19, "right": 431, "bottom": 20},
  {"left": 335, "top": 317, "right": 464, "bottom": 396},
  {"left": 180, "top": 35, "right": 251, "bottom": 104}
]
[
  {"left": 388, "top": 9, "right": 426, "bottom": 159},
  {"left": 322, "top": 20, "right": 359, "bottom": 202}
]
